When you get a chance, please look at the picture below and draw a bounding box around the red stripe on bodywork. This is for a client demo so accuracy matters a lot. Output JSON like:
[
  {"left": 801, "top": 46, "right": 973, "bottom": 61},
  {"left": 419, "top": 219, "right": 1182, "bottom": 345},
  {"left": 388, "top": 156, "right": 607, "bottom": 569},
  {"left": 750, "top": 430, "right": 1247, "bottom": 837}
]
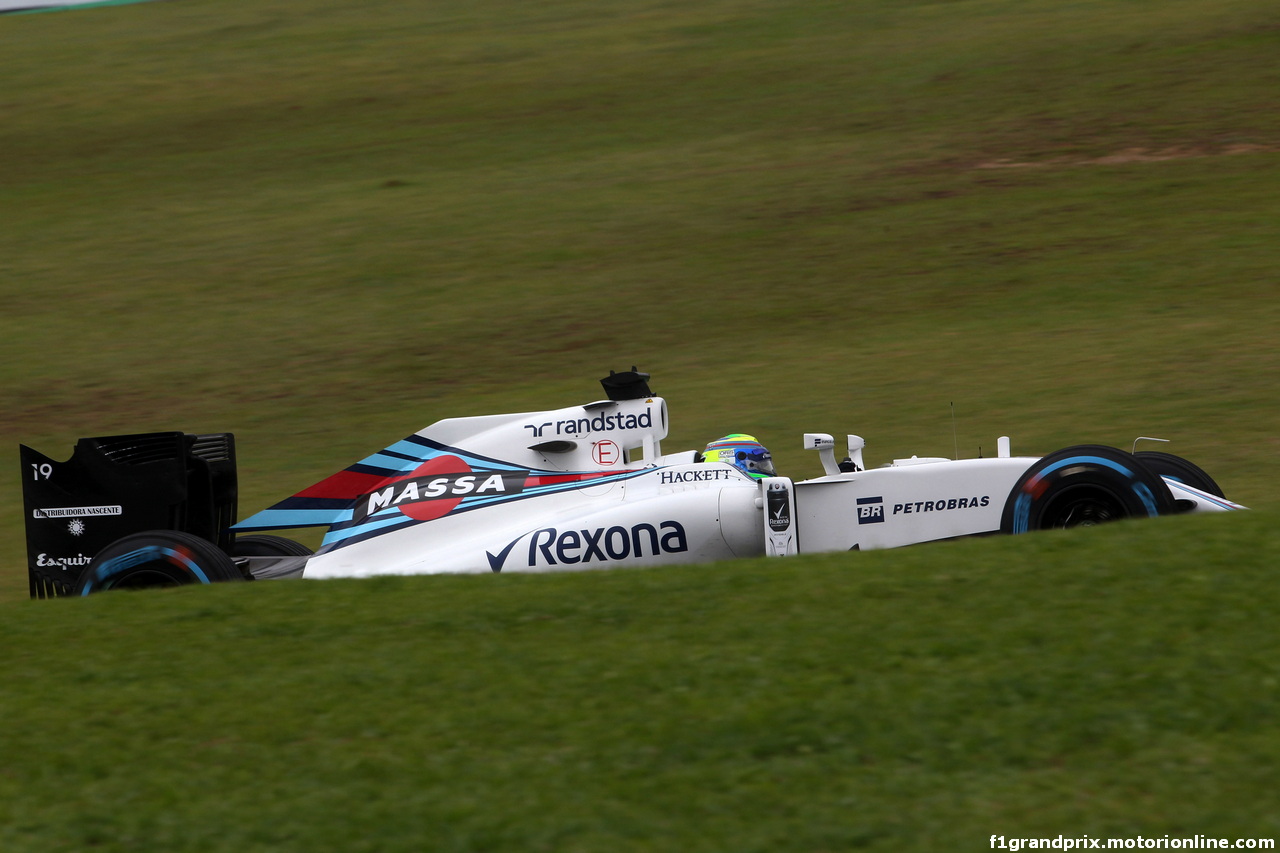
[
  {"left": 297, "top": 469, "right": 395, "bottom": 499},
  {"left": 525, "top": 470, "right": 633, "bottom": 488}
]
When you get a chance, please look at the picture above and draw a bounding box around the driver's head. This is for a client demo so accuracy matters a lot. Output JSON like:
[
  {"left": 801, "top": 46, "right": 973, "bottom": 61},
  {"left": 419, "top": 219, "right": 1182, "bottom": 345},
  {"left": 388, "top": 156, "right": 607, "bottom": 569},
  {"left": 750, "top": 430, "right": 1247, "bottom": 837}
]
[{"left": 701, "top": 434, "right": 776, "bottom": 479}]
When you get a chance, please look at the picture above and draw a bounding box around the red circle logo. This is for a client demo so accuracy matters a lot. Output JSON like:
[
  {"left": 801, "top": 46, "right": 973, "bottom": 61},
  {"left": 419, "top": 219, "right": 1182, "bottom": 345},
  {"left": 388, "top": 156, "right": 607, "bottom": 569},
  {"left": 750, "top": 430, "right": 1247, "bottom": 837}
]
[{"left": 592, "top": 440, "right": 620, "bottom": 466}]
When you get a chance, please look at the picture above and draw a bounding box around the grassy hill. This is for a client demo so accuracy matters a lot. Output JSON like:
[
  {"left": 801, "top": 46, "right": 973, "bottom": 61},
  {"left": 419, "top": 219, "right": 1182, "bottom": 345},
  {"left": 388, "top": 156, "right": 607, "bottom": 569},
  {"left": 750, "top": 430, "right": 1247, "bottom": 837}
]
[{"left": 1, "top": 0, "right": 1278, "bottom": 847}]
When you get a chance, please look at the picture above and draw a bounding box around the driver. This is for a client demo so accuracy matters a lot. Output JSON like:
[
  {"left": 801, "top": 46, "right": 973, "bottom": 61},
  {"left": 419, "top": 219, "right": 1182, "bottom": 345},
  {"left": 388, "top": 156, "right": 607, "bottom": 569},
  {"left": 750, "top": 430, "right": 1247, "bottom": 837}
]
[{"left": 699, "top": 434, "right": 777, "bottom": 480}]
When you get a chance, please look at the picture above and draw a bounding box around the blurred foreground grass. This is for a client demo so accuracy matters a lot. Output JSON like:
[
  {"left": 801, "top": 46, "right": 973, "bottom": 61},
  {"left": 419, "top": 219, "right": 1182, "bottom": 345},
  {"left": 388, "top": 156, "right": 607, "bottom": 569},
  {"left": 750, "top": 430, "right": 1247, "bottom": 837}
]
[{"left": 1, "top": 511, "right": 1277, "bottom": 851}]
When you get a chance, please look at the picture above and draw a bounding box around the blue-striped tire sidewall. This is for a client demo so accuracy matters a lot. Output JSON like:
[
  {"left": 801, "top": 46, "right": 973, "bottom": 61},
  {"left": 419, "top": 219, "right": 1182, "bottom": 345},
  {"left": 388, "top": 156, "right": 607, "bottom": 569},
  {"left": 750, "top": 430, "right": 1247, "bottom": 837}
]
[
  {"left": 75, "top": 530, "right": 243, "bottom": 594},
  {"left": 1001, "top": 445, "right": 1174, "bottom": 534}
]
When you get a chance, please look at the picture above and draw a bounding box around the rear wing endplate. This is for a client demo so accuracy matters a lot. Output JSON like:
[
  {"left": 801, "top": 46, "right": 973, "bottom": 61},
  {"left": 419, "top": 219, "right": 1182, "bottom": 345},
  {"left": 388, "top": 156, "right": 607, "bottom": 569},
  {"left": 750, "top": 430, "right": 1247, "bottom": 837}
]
[{"left": 19, "top": 432, "right": 237, "bottom": 598}]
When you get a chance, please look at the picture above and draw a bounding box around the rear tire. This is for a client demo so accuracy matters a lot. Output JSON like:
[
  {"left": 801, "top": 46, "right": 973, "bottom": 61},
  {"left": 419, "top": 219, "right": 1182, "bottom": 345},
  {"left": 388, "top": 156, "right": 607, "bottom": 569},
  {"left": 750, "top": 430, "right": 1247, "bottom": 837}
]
[
  {"left": 231, "top": 534, "right": 314, "bottom": 558},
  {"left": 1133, "top": 450, "right": 1224, "bottom": 498},
  {"left": 75, "top": 530, "right": 244, "bottom": 595},
  {"left": 1001, "top": 445, "right": 1174, "bottom": 534}
]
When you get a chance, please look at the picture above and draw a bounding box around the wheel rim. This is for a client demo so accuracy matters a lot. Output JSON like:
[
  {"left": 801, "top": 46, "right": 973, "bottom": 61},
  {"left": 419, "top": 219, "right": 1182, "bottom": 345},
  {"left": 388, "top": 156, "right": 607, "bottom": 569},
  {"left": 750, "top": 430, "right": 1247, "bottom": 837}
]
[
  {"left": 1040, "top": 486, "right": 1127, "bottom": 529},
  {"left": 107, "top": 565, "right": 185, "bottom": 590}
]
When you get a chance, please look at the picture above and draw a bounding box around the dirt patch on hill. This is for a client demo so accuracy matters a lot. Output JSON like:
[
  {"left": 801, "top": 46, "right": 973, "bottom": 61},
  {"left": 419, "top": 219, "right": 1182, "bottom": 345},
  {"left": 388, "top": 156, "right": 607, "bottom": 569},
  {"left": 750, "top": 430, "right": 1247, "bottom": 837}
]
[{"left": 976, "top": 143, "right": 1277, "bottom": 170}]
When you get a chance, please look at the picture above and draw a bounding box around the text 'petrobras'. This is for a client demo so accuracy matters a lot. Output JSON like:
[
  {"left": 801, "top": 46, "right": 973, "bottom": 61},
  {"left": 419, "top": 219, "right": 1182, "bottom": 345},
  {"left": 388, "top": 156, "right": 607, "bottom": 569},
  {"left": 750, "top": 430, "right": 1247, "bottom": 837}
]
[{"left": 893, "top": 495, "right": 990, "bottom": 515}]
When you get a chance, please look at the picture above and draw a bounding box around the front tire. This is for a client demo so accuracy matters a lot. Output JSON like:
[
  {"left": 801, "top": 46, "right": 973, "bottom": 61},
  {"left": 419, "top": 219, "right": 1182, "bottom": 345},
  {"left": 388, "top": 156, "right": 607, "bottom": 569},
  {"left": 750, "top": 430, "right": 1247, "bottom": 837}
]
[
  {"left": 75, "top": 530, "right": 244, "bottom": 595},
  {"left": 1000, "top": 445, "right": 1174, "bottom": 534},
  {"left": 1133, "top": 450, "right": 1225, "bottom": 498}
]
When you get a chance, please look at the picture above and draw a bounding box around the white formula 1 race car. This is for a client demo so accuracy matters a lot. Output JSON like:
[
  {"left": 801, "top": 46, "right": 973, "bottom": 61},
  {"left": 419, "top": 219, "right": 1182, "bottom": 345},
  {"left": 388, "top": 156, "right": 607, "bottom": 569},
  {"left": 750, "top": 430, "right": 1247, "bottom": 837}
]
[{"left": 20, "top": 369, "right": 1245, "bottom": 596}]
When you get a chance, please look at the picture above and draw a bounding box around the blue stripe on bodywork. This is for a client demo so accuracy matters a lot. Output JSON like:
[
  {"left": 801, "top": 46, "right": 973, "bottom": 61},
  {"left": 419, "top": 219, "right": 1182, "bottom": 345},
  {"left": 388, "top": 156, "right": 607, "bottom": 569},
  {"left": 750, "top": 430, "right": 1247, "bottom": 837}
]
[{"left": 235, "top": 508, "right": 354, "bottom": 530}]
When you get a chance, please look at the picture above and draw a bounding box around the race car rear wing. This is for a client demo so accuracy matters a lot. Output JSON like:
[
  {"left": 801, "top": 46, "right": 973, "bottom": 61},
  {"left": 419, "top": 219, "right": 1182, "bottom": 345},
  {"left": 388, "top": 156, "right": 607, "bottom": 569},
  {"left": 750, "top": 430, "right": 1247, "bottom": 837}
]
[{"left": 19, "top": 432, "right": 237, "bottom": 598}]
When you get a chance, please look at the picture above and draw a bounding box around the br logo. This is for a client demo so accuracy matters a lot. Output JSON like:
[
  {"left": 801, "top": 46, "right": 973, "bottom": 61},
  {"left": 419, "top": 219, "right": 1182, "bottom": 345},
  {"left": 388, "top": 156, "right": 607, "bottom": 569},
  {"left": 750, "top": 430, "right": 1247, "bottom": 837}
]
[{"left": 857, "top": 496, "right": 885, "bottom": 524}]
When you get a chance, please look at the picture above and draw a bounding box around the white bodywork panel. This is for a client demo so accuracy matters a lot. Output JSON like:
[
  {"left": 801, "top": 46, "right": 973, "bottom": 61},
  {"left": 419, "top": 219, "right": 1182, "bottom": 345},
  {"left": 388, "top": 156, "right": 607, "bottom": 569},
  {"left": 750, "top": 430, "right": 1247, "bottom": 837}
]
[
  {"left": 1163, "top": 480, "right": 1247, "bottom": 513},
  {"left": 793, "top": 457, "right": 1039, "bottom": 552},
  {"left": 303, "top": 461, "right": 763, "bottom": 578}
]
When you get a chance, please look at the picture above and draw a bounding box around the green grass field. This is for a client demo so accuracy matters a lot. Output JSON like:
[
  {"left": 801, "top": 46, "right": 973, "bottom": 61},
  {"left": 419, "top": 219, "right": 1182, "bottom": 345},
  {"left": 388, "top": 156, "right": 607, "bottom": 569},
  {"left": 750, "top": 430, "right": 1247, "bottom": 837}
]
[{"left": 2, "top": 0, "right": 1278, "bottom": 848}]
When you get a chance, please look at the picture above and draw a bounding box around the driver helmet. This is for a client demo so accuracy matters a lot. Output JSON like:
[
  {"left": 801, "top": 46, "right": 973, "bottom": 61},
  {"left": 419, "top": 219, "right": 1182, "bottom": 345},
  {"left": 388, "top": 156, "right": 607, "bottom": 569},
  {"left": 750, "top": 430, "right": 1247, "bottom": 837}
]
[{"left": 701, "top": 434, "right": 776, "bottom": 480}]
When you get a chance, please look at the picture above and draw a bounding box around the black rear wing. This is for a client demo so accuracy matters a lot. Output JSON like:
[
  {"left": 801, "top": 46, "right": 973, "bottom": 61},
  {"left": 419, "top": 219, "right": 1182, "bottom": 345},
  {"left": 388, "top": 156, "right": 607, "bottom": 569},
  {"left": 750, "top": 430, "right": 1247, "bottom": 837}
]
[{"left": 19, "top": 432, "right": 237, "bottom": 598}]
